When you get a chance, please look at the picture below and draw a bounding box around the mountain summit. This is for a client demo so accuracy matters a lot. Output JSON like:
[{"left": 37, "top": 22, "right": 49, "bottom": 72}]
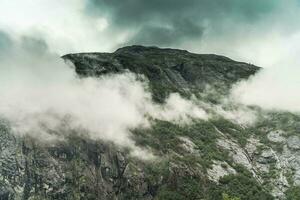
[{"left": 63, "top": 45, "right": 259, "bottom": 102}]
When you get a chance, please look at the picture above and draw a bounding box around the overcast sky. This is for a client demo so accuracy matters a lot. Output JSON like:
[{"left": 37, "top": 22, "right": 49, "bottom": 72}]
[
  {"left": 0, "top": 1, "right": 299, "bottom": 145},
  {"left": 0, "top": 0, "right": 300, "bottom": 67},
  {"left": 0, "top": 0, "right": 299, "bottom": 112}
]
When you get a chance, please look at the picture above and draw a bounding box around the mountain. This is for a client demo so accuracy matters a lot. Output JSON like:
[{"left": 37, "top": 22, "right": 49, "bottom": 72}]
[
  {"left": 1, "top": 46, "right": 300, "bottom": 200},
  {"left": 63, "top": 45, "right": 259, "bottom": 102}
]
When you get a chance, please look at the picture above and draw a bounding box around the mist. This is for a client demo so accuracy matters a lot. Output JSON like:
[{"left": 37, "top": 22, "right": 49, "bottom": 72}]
[
  {"left": 0, "top": 35, "right": 209, "bottom": 158},
  {"left": 0, "top": 0, "right": 299, "bottom": 160},
  {"left": 231, "top": 58, "right": 300, "bottom": 114}
]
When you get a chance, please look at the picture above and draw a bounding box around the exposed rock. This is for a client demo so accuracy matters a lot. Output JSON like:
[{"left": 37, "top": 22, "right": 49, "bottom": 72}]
[
  {"left": 294, "top": 170, "right": 300, "bottom": 185},
  {"left": 245, "top": 136, "right": 261, "bottom": 157},
  {"left": 207, "top": 161, "right": 236, "bottom": 182},
  {"left": 257, "top": 149, "right": 277, "bottom": 164},
  {"left": 178, "top": 136, "right": 198, "bottom": 154},
  {"left": 217, "top": 135, "right": 295, "bottom": 199},
  {"left": 281, "top": 145, "right": 300, "bottom": 185},
  {"left": 287, "top": 136, "right": 300, "bottom": 150},
  {"left": 217, "top": 138, "right": 253, "bottom": 171},
  {"left": 63, "top": 45, "right": 259, "bottom": 102},
  {"left": 271, "top": 173, "right": 289, "bottom": 200},
  {"left": 267, "top": 130, "right": 286, "bottom": 143}
]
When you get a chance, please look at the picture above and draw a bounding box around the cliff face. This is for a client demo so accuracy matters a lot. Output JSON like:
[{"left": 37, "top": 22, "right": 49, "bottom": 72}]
[
  {"left": 1, "top": 46, "right": 300, "bottom": 200},
  {"left": 63, "top": 45, "right": 259, "bottom": 102}
]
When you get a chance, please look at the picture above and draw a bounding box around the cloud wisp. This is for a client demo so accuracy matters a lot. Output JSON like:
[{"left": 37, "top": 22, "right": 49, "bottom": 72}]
[
  {"left": 231, "top": 65, "right": 300, "bottom": 114},
  {"left": 0, "top": 34, "right": 208, "bottom": 159}
]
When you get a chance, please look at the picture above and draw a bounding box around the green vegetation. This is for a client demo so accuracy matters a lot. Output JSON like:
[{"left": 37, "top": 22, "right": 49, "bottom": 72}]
[
  {"left": 145, "top": 161, "right": 273, "bottom": 200},
  {"left": 222, "top": 193, "right": 240, "bottom": 200},
  {"left": 210, "top": 173, "right": 274, "bottom": 200},
  {"left": 133, "top": 119, "right": 229, "bottom": 168},
  {"left": 286, "top": 186, "right": 300, "bottom": 200},
  {"left": 212, "top": 118, "right": 248, "bottom": 146},
  {"left": 133, "top": 120, "right": 274, "bottom": 200},
  {"left": 155, "top": 177, "right": 205, "bottom": 200}
]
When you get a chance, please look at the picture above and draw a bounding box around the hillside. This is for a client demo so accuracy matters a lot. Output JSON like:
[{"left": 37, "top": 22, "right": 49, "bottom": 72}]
[{"left": 1, "top": 46, "right": 299, "bottom": 200}]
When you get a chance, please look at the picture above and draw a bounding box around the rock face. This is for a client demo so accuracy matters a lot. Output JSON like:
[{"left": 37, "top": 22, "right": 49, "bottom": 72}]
[
  {"left": 1, "top": 46, "right": 299, "bottom": 200},
  {"left": 287, "top": 136, "right": 300, "bottom": 150},
  {"left": 207, "top": 160, "right": 236, "bottom": 182},
  {"left": 267, "top": 130, "right": 286, "bottom": 143},
  {"left": 63, "top": 45, "right": 259, "bottom": 102}
]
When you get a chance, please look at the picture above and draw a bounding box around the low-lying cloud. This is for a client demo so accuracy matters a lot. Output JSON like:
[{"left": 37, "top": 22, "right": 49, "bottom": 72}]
[
  {"left": 0, "top": 0, "right": 299, "bottom": 159},
  {"left": 0, "top": 34, "right": 208, "bottom": 159},
  {"left": 231, "top": 64, "right": 300, "bottom": 114}
]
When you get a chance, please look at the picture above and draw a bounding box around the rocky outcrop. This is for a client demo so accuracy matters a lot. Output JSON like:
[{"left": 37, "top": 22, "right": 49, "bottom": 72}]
[
  {"left": 287, "top": 136, "right": 300, "bottom": 150},
  {"left": 207, "top": 160, "right": 236, "bottom": 182},
  {"left": 267, "top": 130, "right": 286, "bottom": 143},
  {"left": 0, "top": 131, "right": 155, "bottom": 200},
  {"left": 217, "top": 137, "right": 262, "bottom": 182},
  {"left": 216, "top": 130, "right": 300, "bottom": 200}
]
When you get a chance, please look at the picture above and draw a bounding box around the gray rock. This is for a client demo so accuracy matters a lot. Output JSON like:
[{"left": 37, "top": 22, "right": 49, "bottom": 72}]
[
  {"left": 294, "top": 170, "right": 300, "bottom": 185},
  {"left": 207, "top": 161, "right": 236, "bottom": 182},
  {"left": 63, "top": 45, "right": 259, "bottom": 102},
  {"left": 217, "top": 138, "right": 261, "bottom": 182},
  {"left": 245, "top": 137, "right": 261, "bottom": 157},
  {"left": 217, "top": 139, "right": 252, "bottom": 169},
  {"left": 178, "top": 136, "right": 199, "bottom": 154},
  {"left": 257, "top": 149, "right": 277, "bottom": 164},
  {"left": 287, "top": 136, "right": 300, "bottom": 150},
  {"left": 267, "top": 130, "right": 286, "bottom": 143}
]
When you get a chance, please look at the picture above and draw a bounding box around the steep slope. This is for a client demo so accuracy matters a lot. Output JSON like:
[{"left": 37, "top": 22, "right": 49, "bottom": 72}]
[
  {"left": 1, "top": 46, "right": 299, "bottom": 200},
  {"left": 63, "top": 45, "right": 259, "bottom": 102}
]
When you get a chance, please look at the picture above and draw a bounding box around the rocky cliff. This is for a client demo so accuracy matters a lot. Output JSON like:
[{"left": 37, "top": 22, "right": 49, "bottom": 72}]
[
  {"left": 63, "top": 45, "right": 259, "bottom": 102},
  {"left": 1, "top": 46, "right": 300, "bottom": 200}
]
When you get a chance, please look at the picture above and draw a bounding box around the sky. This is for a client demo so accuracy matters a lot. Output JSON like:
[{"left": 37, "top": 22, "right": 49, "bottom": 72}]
[
  {"left": 0, "top": 0, "right": 299, "bottom": 112},
  {"left": 0, "top": 0, "right": 300, "bottom": 66},
  {"left": 0, "top": 31, "right": 208, "bottom": 158},
  {"left": 0, "top": 0, "right": 299, "bottom": 155}
]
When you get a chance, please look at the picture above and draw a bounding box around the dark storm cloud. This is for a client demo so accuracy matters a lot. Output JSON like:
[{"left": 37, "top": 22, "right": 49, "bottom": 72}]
[
  {"left": 128, "top": 19, "right": 204, "bottom": 46},
  {"left": 86, "top": 0, "right": 280, "bottom": 46}
]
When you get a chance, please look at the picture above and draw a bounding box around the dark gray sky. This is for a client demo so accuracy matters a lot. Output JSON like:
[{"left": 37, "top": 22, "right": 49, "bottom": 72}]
[
  {"left": 86, "top": 0, "right": 281, "bottom": 46},
  {"left": 0, "top": 0, "right": 300, "bottom": 66}
]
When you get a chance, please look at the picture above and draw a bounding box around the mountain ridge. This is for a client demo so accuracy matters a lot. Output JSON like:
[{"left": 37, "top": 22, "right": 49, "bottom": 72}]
[{"left": 63, "top": 45, "right": 260, "bottom": 102}]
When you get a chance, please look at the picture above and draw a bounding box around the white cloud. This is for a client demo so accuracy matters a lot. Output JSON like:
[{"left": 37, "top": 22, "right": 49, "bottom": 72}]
[
  {"left": 231, "top": 64, "right": 300, "bottom": 113},
  {"left": 0, "top": 0, "right": 123, "bottom": 54},
  {"left": 210, "top": 28, "right": 300, "bottom": 115},
  {"left": 0, "top": 39, "right": 208, "bottom": 159},
  {"left": 148, "top": 94, "right": 208, "bottom": 123},
  {"left": 213, "top": 104, "right": 258, "bottom": 126}
]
